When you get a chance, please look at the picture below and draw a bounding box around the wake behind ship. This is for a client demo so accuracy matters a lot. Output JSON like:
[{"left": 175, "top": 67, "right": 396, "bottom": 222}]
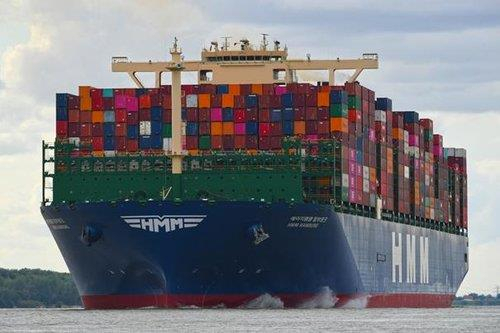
[{"left": 41, "top": 36, "right": 468, "bottom": 309}]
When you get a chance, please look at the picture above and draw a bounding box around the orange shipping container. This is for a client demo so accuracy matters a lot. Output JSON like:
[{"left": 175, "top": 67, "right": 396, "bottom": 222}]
[
  {"left": 222, "top": 94, "right": 234, "bottom": 108},
  {"left": 80, "top": 96, "right": 92, "bottom": 111},
  {"left": 294, "top": 121, "right": 306, "bottom": 135},
  {"left": 222, "top": 122, "right": 234, "bottom": 135},
  {"left": 251, "top": 84, "right": 263, "bottom": 95},
  {"left": 392, "top": 128, "right": 403, "bottom": 140},
  {"left": 211, "top": 122, "right": 223, "bottom": 135},
  {"left": 370, "top": 168, "right": 376, "bottom": 182},
  {"left": 228, "top": 84, "right": 240, "bottom": 95},
  {"left": 330, "top": 118, "right": 348, "bottom": 133},
  {"left": 92, "top": 111, "right": 104, "bottom": 123},
  {"left": 198, "top": 94, "right": 211, "bottom": 108},
  {"left": 317, "top": 92, "right": 330, "bottom": 107},
  {"left": 79, "top": 86, "right": 91, "bottom": 97},
  {"left": 188, "top": 149, "right": 199, "bottom": 156}
]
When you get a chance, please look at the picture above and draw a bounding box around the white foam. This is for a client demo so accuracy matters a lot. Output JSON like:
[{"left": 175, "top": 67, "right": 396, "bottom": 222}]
[
  {"left": 298, "top": 287, "right": 338, "bottom": 309},
  {"left": 240, "top": 293, "right": 284, "bottom": 309},
  {"left": 340, "top": 295, "right": 369, "bottom": 309}
]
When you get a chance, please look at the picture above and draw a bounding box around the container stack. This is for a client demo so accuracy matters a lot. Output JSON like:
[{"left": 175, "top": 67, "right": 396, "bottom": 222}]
[{"left": 55, "top": 82, "right": 468, "bottom": 228}]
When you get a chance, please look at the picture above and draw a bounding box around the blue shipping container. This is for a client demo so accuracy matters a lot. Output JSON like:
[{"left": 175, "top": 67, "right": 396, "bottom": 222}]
[
  {"left": 245, "top": 95, "right": 258, "bottom": 108},
  {"left": 216, "top": 84, "right": 229, "bottom": 94},
  {"left": 222, "top": 108, "right": 234, "bottom": 121},
  {"left": 271, "top": 109, "right": 282, "bottom": 122},
  {"left": 104, "top": 123, "right": 115, "bottom": 137},
  {"left": 56, "top": 107, "right": 68, "bottom": 121},
  {"left": 151, "top": 121, "right": 162, "bottom": 135},
  {"left": 186, "top": 122, "right": 198, "bottom": 136},
  {"left": 127, "top": 125, "right": 139, "bottom": 139},
  {"left": 104, "top": 111, "right": 115, "bottom": 123},
  {"left": 282, "top": 108, "right": 294, "bottom": 121},
  {"left": 376, "top": 97, "right": 392, "bottom": 111},
  {"left": 151, "top": 106, "right": 163, "bottom": 121},
  {"left": 104, "top": 137, "right": 115, "bottom": 150},
  {"left": 139, "top": 136, "right": 151, "bottom": 149},
  {"left": 181, "top": 108, "right": 187, "bottom": 121},
  {"left": 56, "top": 93, "right": 68, "bottom": 108},
  {"left": 150, "top": 135, "right": 162, "bottom": 149},
  {"left": 330, "top": 90, "right": 348, "bottom": 104},
  {"left": 135, "top": 88, "right": 147, "bottom": 97},
  {"left": 246, "top": 122, "right": 258, "bottom": 135},
  {"left": 282, "top": 121, "right": 293, "bottom": 135},
  {"left": 281, "top": 93, "right": 293, "bottom": 108},
  {"left": 402, "top": 111, "right": 419, "bottom": 123}
]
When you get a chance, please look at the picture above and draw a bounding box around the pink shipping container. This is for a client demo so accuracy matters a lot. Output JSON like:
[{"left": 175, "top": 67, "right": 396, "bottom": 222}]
[
  {"left": 211, "top": 108, "right": 223, "bottom": 122},
  {"left": 234, "top": 123, "right": 246, "bottom": 135},
  {"left": 115, "top": 95, "right": 127, "bottom": 109}
]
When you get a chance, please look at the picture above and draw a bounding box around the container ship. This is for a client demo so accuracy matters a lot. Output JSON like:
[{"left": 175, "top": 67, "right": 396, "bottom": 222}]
[{"left": 41, "top": 36, "right": 468, "bottom": 309}]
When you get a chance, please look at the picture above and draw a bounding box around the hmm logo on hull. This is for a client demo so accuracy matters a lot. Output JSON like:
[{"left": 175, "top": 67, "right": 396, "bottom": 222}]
[
  {"left": 392, "top": 232, "right": 429, "bottom": 284},
  {"left": 121, "top": 215, "right": 206, "bottom": 233}
]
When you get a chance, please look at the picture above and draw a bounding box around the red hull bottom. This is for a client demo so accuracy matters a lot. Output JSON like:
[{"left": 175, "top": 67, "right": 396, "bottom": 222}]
[{"left": 82, "top": 293, "right": 454, "bottom": 309}]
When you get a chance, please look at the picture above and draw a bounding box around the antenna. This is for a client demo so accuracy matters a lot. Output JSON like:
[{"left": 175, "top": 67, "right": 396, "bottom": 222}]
[
  {"left": 260, "top": 33, "right": 269, "bottom": 51},
  {"left": 221, "top": 36, "right": 232, "bottom": 51}
]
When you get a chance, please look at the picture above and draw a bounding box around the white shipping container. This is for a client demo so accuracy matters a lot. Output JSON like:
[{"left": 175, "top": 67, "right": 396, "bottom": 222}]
[
  {"left": 342, "top": 173, "right": 349, "bottom": 187},
  {"left": 375, "top": 110, "right": 387, "bottom": 122},
  {"left": 425, "top": 174, "right": 430, "bottom": 186},
  {"left": 404, "top": 166, "right": 410, "bottom": 179},
  {"left": 455, "top": 148, "right": 466, "bottom": 158},
  {"left": 363, "top": 166, "right": 369, "bottom": 179},
  {"left": 139, "top": 121, "right": 151, "bottom": 135},
  {"left": 363, "top": 179, "right": 369, "bottom": 193},
  {"left": 186, "top": 94, "right": 198, "bottom": 108},
  {"left": 68, "top": 137, "right": 80, "bottom": 146},
  {"left": 163, "top": 138, "right": 172, "bottom": 151},
  {"left": 104, "top": 150, "right": 116, "bottom": 157},
  {"left": 403, "top": 130, "right": 409, "bottom": 142}
]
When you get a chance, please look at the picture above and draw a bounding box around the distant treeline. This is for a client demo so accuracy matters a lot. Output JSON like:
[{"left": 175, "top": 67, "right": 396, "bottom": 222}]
[
  {"left": 0, "top": 268, "right": 81, "bottom": 308},
  {"left": 453, "top": 293, "right": 500, "bottom": 307}
]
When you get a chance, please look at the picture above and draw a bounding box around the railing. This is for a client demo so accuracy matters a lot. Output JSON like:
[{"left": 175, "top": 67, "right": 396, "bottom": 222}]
[{"left": 42, "top": 141, "right": 55, "bottom": 206}]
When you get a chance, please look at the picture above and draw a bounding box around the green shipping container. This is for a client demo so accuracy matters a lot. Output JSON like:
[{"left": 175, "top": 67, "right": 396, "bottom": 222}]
[
  {"left": 102, "top": 88, "right": 114, "bottom": 98},
  {"left": 348, "top": 95, "right": 361, "bottom": 110},
  {"left": 330, "top": 104, "right": 348, "bottom": 117},
  {"left": 163, "top": 124, "right": 172, "bottom": 138},
  {"left": 199, "top": 136, "right": 211, "bottom": 150}
]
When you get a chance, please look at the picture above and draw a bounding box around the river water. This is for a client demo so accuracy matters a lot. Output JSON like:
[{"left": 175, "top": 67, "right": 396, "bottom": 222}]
[{"left": 0, "top": 305, "right": 499, "bottom": 332}]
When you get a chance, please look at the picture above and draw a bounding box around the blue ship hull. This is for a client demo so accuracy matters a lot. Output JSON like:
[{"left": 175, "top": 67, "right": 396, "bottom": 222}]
[{"left": 41, "top": 201, "right": 468, "bottom": 308}]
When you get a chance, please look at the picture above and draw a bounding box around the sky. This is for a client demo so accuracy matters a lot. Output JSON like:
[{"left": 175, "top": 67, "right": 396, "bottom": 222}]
[{"left": 0, "top": 0, "right": 499, "bottom": 296}]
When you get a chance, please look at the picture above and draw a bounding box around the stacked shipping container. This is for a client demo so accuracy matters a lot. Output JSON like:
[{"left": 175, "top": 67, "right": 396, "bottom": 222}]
[{"left": 55, "top": 82, "right": 467, "bottom": 229}]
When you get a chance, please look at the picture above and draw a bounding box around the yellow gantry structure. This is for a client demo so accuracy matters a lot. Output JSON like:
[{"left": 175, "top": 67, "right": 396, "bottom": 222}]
[{"left": 111, "top": 37, "right": 379, "bottom": 175}]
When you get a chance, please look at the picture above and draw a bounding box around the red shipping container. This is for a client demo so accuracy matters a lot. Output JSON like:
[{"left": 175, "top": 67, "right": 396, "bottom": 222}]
[
  {"left": 127, "top": 111, "right": 139, "bottom": 124},
  {"left": 92, "top": 123, "right": 103, "bottom": 136},
  {"left": 317, "top": 107, "right": 329, "bottom": 120},
  {"left": 260, "top": 95, "right": 271, "bottom": 108},
  {"left": 270, "top": 136, "right": 282, "bottom": 150},
  {"left": 294, "top": 107, "right": 306, "bottom": 120},
  {"left": 80, "top": 111, "right": 92, "bottom": 123},
  {"left": 246, "top": 135, "right": 258, "bottom": 149},
  {"left": 67, "top": 95, "right": 80, "bottom": 110},
  {"left": 262, "top": 84, "right": 274, "bottom": 95},
  {"left": 259, "top": 123, "right": 270, "bottom": 136},
  {"left": 222, "top": 135, "right": 234, "bottom": 150},
  {"left": 318, "top": 120, "right": 330, "bottom": 134},
  {"left": 235, "top": 135, "right": 246, "bottom": 149},
  {"left": 199, "top": 122, "right": 210, "bottom": 135},
  {"left": 127, "top": 139, "right": 138, "bottom": 152},
  {"left": 234, "top": 108, "right": 246, "bottom": 122},
  {"left": 199, "top": 108, "right": 210, "bottom": 122},
  {"left": 68, "top": 109, "right": 80, "bottom": 123},
  {"left": 116, "top": 137, "right": 127, "bottom": 151},
  {"left": 210, "top": 94, "right": 221, "bottom": 108},
  {"left": 245, "top": 108, "right": 258, "bottom": 121},
  {"left": 345, "top": 82, "right": 362, "bottom": 96},
  {"left": 259, "top": 136, "right": 270, "bottom": 150},
  {"left": 270, "top": 95, "right": 281, "bottom": 108},
  {"left": 270, "top": 122, "right": 282, "bottom": 136},
  {"left": 150, "top": 93, "right": 162, "bottom": 107},
  {"left": 305, "top": 93, "right": 317, "bottom": 107},
  {"left": 103, "top": 97, "right": 114, "bottom": 110},
  {"left": 306, "top": 120, "right": 318, "bottom": 134},
  {"left": 162, "top": 95, "right": 172, "bottom": 109},
  {"left": 80, "top": 123, "right": 91, "bottom": 137},
  {"left": 186, "top": 108, "right": 198, "bottom": 122},
  {"left": 92, "top": 137, "right": 103, "bottom": 151},
  {"left": 305, "top": 107, "right": 317, "bottom": 121},
  {"left": 260, "top": 109, "right": 270, "bottom": 123},
  {"left": 56, "top": 121, "right": 68, "bottom": 137},
  {"left": 211, "top": 135, "right": 223, "bottom": 150},
  {"left": 139, "top": 94, "right": 151, "bottom": 109},
  {"left": 186, "top": 136, "right": 198, "bottom": 150},
  {"left": 68, "top": 123, "right": 79, "bottom": 137},
  {"left": 293, "top": 94, "right": 306, "bottom": 107},
  {"left": 240, "top": 84, "right": 252, "bottom": 95},
  {"left": 234, "top": 95, "right": 245, "bottom": 108},
  {"left": 115, "top": 123, "right": 127, "bottom": 137},
  {"left": 163, "top": 109, "right": 172, "bottom": 123},
  {"left": 90, "top": 88, "right": 102, "bottom": 99},
  {"left": 91, "top": 96, "right": 104, "bottom": 111},
  {"left": 115, "top": 109, "right": 127, "bottom": 123},
  {"left": 139, "top": 108, "right": 151, "bottom": 121}
]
